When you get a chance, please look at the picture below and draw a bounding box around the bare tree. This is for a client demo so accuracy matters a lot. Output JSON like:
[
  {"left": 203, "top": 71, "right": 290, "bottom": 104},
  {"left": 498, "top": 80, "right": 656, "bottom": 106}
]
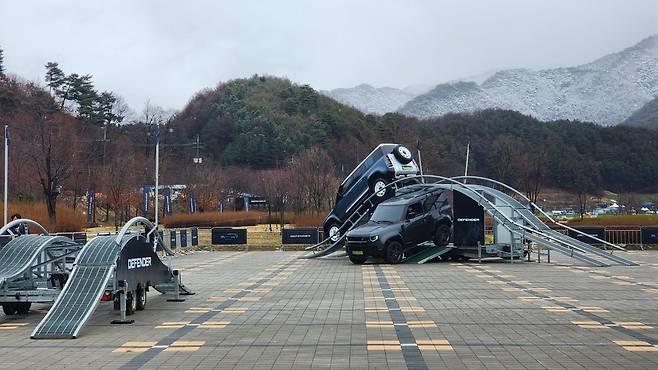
[
  {"left": 24, "top": 112, "right": 82, "bottom": 225},
  {"left": 289, "top": 147, "right": 338, "bottom": 213}
]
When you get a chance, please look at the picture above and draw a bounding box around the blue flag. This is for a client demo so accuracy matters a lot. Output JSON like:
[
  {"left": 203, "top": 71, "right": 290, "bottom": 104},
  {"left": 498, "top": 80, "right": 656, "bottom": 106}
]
[
  {"left": 5, "top": 126, "right": 10, "bottom": 146},
  {"left": 154, "top": 126, "right": 161, "bottom": 145}
]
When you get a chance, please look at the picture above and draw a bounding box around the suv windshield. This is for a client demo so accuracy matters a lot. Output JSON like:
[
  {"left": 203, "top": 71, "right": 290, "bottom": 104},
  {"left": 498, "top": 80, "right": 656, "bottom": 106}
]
[{"left": 370, "top": 205, "right": 405, "bottom": 222}]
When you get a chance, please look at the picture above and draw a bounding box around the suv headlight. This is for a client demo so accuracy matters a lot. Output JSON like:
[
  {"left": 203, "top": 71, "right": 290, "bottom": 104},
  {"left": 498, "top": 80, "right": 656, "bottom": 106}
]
[{"left": 369, "top": 235, "right": 379, "bottom": 242}]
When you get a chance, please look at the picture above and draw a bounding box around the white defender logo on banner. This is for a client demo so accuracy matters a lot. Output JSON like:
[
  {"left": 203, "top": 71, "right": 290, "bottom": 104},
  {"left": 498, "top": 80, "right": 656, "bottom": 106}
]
[{"left": 128, "top": 257, "right": 152, "bottom": 269}]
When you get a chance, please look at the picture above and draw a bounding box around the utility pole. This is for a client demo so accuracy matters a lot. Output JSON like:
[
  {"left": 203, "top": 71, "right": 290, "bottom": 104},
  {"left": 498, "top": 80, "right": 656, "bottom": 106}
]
[
  {"left": 154, "top": 125, "right": 160, "bottom": 228},
  {"left": 464, "top": 142, "right": 470, "bottom": 184},
  {"left": 193, "top": 134, "right": 203, "bottom": 164},
  {"left": 101, "top": 124, "right": 108, "bottom": 167},
  {"left": 3, "top": 125, "right": 8, "bottom": 226}
]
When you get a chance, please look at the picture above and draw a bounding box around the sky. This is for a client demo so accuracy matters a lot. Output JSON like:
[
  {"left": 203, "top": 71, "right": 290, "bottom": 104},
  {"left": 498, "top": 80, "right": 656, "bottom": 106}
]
[{"left": 1, "top": 0, "right": 657, "bottom": 112}]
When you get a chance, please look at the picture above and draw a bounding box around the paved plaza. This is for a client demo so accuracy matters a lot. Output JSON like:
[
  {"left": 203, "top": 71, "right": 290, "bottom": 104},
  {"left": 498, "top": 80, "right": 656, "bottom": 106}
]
[{"left": 0, "top": 250, "right": 657, "bottom": 369}]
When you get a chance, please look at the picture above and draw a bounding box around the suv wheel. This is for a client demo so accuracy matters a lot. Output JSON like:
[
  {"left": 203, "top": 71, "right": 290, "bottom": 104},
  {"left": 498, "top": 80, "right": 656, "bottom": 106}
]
[
  {"left": 136, "top": 284, "right": 147, "bottom": 311},
  {"left": 393, "top": 145, "right": 413, "bottom": 164},
  {"left": 385, "top": 241, "right": 404, "bottom": 264},
  {"left": 371, "top": 177, "right": 390, "bottom": 199},
  {"left": 326, "top": 222, "right": 341, "bottom": 243},
  {"left": 434, "top": 224, "right": 451, "bottom": 247}
]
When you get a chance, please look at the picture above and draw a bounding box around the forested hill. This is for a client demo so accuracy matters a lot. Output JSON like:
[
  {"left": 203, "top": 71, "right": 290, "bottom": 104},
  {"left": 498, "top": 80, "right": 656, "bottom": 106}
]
[
  {"left": 172, "top": 76, "right": 380, "bottom": 168},
  {"left": 172, "top": 76, "right": 658, "bottom": 193}
]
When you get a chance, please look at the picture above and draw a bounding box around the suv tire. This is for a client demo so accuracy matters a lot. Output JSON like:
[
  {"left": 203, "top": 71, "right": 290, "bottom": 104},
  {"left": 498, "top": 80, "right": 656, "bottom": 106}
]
[
  {"left": 434, "top": 224, "right": 451, "bottom": 247},
  {"left": 325, "top": 222, "right": 341, "bottom": 243},
  {"left": 385, "top": 241, "right": 404, "bottom": 264},
  {"left": 371, "top": 177, "right": 390, "bottom": 200},
  {"left": 393, "top": 145, "right": 413, "bottom": 164}
]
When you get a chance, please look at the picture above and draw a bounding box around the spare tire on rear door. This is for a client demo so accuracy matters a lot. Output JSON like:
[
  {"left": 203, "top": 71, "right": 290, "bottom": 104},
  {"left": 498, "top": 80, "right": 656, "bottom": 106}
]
[{"left": 393, "top": 145, "right": 413, "bottom": 164}]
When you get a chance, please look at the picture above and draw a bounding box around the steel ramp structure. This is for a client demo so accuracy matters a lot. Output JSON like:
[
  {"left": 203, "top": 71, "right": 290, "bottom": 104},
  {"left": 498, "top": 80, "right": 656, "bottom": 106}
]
[
  {"left": 0, "top": 235, "right": 75, "bottom": 284},
  {"left": 401, "top": 245, "right": 452, "bottom": 264},
  {"left": 467, "top": 185, "right": 637, "bottom": 266},
  {"left": 31, "top": 237, "right": 120, "bottom": 339},
  {"left": 32, "top": 217, "right": 193, "bottom": 339}
]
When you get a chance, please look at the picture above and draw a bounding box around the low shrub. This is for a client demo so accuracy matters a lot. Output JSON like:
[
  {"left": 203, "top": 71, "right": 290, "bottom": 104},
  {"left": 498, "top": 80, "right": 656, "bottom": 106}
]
[
  {"left": 162, "top": 211, "right": 262, "bottom": 228},
  {"left": 565, "top": 214, "right": 658, "bottom": 227},
  {"left": 1, "top": 202, "right": 85, "bottom": 232},
  {"left": 293, "top": 213, "right": 325, "bottom": 227}
]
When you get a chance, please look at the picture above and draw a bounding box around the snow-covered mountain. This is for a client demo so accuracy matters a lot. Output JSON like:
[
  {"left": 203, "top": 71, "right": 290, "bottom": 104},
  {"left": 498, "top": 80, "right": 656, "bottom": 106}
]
[
  {"left": 398, "top": 36, "right": 658, "bottom": 125},
  {"left": 624, "top": 95, "right": 658, "bottom": 130},
  {"left": 323, "top": 84, "right": 416, "bottom": 114}
]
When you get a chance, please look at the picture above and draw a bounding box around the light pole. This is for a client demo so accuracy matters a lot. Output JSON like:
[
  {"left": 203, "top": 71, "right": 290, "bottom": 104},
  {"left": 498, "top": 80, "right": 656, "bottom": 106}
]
[{"left": 3, "top": 124, "right": 8, "bottom": 226}]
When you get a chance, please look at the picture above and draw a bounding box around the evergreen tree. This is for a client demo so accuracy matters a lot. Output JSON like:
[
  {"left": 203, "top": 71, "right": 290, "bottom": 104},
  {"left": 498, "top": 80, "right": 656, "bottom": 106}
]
[{"left": 45, "top": 62, "right": 66, "bottom": 93}]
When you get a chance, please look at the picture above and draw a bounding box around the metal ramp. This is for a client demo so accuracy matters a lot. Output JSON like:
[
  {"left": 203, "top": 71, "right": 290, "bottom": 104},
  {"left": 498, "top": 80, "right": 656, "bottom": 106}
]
[
  {"left": 467, "top": 185, "right": 637, "bottom": 266},
  {"left": 0, "top": 235, "right": 73, "bottom": 283},
  {"left": 31, "top": 237, "right": 120, "bottom": 339},
  {"left": 402, "top": 245, "right": 452, "bottom": 264},
  {"left": 32, "top": 217, "right": 192, "bottom": 339}
]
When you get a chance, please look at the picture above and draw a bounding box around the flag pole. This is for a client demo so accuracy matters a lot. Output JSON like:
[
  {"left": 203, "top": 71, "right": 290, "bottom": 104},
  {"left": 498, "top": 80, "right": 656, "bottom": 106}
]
[{"left": 3, "top": 125, "right": 8, "bottom": 226}]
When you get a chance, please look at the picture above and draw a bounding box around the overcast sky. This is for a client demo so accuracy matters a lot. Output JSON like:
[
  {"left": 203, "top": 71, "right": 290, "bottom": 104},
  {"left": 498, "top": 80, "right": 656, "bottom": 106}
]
[{"left": 1, "top": 0, "right": 657, "bottom": 111}]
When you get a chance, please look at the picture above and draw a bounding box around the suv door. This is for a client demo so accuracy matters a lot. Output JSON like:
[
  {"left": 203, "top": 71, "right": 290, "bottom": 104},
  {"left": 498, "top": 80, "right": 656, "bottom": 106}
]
[{"left": 402, "top": 202, "right": 428, "bottom": 245}]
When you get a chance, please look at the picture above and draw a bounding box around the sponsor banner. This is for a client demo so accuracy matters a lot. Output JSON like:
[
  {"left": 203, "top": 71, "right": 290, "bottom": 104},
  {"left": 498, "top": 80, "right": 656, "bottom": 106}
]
[
  {"left": 452, "top": 191, "right": 485, "bottom": 247},
  {"left": 567, "top": 227, "right": 605, "bottom": 244},
  {"left": 282, "top": 228, "right": 319, "bottom": 245},
  {"left": 163, "top": 187, "right": 173, "bottom": 216},
  {"left": 188, "top": 193, "right": 197, "bottom": 214},
  {"left": 180, "top": 229, "right": 188, "bottom": 247},
  {"left": 191, "top": 228, "right": 199, "bottom": 246},
  {"left": 641, "top": 227, "right": 658, "bottom": 245},
  {"left": 169, "top": 230, "right": 177, "bottom": 248},
  {"left": 73, "top": 232, "right": 87, "bottom": 244},
  {"left": 211, "top": 228, "right": 247, "bottom": 245},
  {"left": 142, "top": 185, "right": 150, "bottom": 218},
  {"left": 87, "top": 188, "right": 95, "bottom": 224}
]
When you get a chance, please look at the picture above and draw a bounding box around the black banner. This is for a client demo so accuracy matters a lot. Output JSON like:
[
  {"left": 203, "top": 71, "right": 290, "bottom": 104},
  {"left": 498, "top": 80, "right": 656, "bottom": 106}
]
[
  {"left": 211, "top": 228, "right": 247, "bottom": 245},
  {"left": 191, "top": 228, "right": 199, "bottom": 246},
  {"left": 115, "top": 236, "right": 170, "bottom": 288},
  {"left": 282, "top": 228, "right": 319, "bottom": 245},
  {"left": 169, "top": 230, "right": 177, "bottom": 248},
  {"left": 641, "top": 227, "right": 658, "bottom": 245},
  {"left": 567, "top": 227, "right": 605, "bottom": 244},
  {"left": 180, "top": 229, "right": 188, "bottom": 247},
  {"left": 452, "top": 191, "right": 484, "bottom": 247},
  {"left": 73, "top": 232, "right": 87, "bottom": 244}
]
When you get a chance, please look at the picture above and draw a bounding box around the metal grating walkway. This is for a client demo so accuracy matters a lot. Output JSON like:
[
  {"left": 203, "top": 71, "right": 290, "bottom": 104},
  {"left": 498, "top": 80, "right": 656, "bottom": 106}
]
[{"left": 31, "top": 237, "right": 120, "bottom": 339}]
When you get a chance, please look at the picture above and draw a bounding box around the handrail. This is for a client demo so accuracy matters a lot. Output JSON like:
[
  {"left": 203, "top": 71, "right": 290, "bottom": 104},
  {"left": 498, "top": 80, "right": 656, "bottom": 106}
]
[
  {"left": 116, "top": 217, "right": 174, "bottom": 256},
  {"left": 0, "top": 218, "right": 49, "bottom": 236},
  {"left": 447, "top": 176, "right": 625, "bottom": 251}
]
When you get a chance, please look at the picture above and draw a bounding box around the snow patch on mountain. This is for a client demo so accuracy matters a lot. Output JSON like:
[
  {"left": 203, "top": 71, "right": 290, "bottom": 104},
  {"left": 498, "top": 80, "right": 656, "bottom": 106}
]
[
  {"left": 398, "top": 36, "right": 658, "bottom": 125},
  {"left": 323, "top": 84, "right": 416, "bottom": 114}
]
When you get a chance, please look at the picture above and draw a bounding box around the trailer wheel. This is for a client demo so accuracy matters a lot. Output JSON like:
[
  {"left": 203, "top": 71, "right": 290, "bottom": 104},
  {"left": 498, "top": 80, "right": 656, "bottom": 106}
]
[
  {"left": 2, "top": 303, "right": 16, "bottom": 315},
  {"left": 126, "top": 291, "right": 136, "bottom": 315},
  {"left": 136, "top": 284, "right": 147, "bottom": 311},
  {"left": 16, "top": 302, "right": 31, "bottom": 315}
]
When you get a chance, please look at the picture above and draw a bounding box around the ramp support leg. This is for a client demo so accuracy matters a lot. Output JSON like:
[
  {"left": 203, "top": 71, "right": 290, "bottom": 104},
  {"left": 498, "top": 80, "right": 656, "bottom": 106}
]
[
  {"left": 111, "top": 280, "right": 134, "bottom": 325},
  {"left": 547, "top": 248, "right": 551, "bottom": 264},
  {"left": 477, "top": 242, "right": 482, "bottom": 264},
  {"left": 167, "top": 270, "right": 185, "bottom": 302}
]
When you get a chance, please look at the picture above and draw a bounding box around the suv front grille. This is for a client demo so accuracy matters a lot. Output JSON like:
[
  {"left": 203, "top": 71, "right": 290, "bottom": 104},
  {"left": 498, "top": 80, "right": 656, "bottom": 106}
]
[{"left": 347, "top": 236, "right": 369, "bottom": 243}]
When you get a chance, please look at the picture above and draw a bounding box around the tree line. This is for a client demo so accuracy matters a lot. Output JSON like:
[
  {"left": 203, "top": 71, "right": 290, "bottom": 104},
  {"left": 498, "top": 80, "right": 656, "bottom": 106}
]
[{"left": 1, "top": 54, "right": 658, "bottom": 227}]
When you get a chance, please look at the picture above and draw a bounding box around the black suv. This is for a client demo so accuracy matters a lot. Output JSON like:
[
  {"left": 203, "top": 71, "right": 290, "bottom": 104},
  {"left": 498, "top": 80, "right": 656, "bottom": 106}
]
[
  {"left": 323, "top": 144, "right": 419, "bottom": 243},
  {"left": 345, "top": 187, "right": 452, "bottom": 264}
]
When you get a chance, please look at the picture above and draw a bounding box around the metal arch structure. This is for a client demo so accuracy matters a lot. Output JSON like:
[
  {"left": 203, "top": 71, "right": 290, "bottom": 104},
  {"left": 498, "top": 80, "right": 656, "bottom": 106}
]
[
  {"left": 0, "top": 218, "right": 49, "bottom": 236},
  {"left": 32, "top": 219, "right": 192, "bottom": 339},
  {"left": 301, "top": 174, "right": 636, "bottom": 266},
  {"left": 0, "top": 233, "right": 81, "bottom": 313},
  {"left": 116, "top": 216, "right": 174, "bottom": 256},
  {"left": 447, "top": 176, "right": 626, "bottom": 252}
]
